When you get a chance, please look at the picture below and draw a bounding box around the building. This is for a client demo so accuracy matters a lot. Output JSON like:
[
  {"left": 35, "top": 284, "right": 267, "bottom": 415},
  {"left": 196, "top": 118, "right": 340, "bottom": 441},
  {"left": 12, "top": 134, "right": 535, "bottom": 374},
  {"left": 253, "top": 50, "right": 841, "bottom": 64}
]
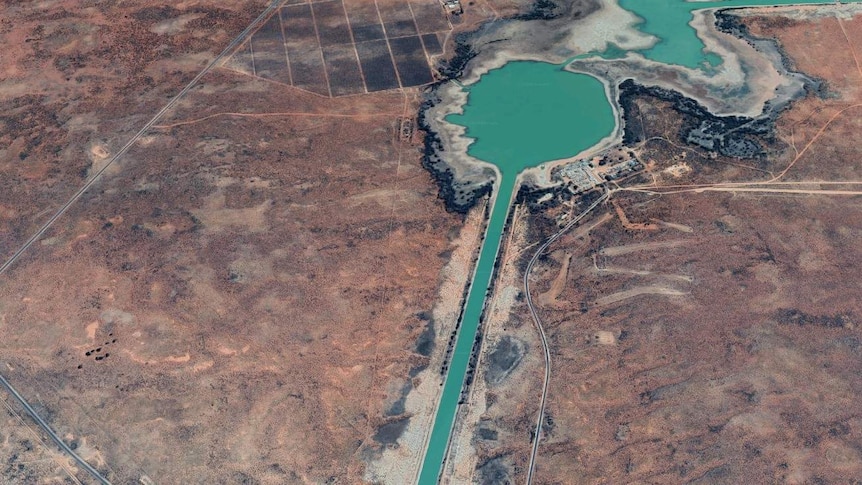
[{"left": 443, "top": 0, "right": 462, "bottom": 14}]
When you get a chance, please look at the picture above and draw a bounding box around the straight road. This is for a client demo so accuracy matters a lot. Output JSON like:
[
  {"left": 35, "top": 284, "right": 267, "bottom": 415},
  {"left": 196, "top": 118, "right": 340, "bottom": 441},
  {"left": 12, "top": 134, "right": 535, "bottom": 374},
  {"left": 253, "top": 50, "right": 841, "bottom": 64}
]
[
  {"left": 0, "top": 373, "right": 110, "bottom": 484},
  {"left": 0, "top": 0, "right": 282, "bottom": 278}
]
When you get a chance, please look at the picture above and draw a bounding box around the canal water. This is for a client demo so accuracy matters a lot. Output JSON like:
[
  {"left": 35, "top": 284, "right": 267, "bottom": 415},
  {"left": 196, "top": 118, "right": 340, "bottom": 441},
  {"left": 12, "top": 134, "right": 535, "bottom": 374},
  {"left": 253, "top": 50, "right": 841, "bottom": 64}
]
[
  {"left": 417, "top": 1, "right": 862, "bottom": 483},
  {"left": 416, "top": 62, "right": 613, "bottom": 485}
]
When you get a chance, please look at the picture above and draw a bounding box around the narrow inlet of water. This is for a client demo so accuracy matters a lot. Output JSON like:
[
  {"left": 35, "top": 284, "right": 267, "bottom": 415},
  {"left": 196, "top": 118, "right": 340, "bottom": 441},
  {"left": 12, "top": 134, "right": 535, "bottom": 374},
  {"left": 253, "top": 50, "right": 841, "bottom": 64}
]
[{"left": 416, "top": 171, "right": 516, "bottom": 485}]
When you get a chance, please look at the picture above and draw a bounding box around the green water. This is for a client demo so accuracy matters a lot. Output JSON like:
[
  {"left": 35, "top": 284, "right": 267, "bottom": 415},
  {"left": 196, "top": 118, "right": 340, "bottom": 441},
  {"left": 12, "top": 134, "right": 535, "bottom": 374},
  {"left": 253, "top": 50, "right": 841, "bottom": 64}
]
[
  {"left": 416, "top": 62, "right": 613, "bottom": 484},
  {"left": 447, "top": 62, "right": 615, "bottom": 168},
  {"left": 620, "top": 0, "right": 861, "bottom": 68},
  {"left": 417, "top": 1, "right": 862, "bottom": 483}
]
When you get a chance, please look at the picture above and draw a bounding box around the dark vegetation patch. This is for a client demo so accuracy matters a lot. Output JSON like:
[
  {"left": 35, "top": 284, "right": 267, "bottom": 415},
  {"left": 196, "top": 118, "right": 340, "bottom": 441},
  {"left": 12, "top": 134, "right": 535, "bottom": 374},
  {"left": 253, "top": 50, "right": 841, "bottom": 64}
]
[
  {"left": 477, "top": 425, "right": 498, "bottom": 441},
  {"left": 435, "top": 32, "right": 477, "bottom": 80},
  {"left": 776, "top": 308, "right": 854, "bottom": 328},
  {"left": 417, "top": 92, "right": 492, "bottom": 214},
  {"left": 619, "top": 79, "right": 770, "bottom": 159},
  {"left": 517, "top": 181, "right": 603, "bottom": 214},
  {"left": 414, "top": 311, "right": 436, "bottom": 357},
  {"left": 475, "top": 456, "right": 512, "bottom": 485},
  {"left": 373, "top": 416, "right": 410, "bottom": 445},
  {"left": 460, "top": 327, "right": 483, "bottom": 403},
  {"left": 484, "top": 335, "right": 525, "bottom": 385},
  {"left": 513, "top": 0, "right": 597, "bottom": 22},
  {"left": 714, "top": 9, "right": 753, "bottom": 39},
  {"left": 385, "top": 381, "right": 412, "bottom": 416},
  {"left": 514, "top": 0, "right": 560, "bottom": 20}
]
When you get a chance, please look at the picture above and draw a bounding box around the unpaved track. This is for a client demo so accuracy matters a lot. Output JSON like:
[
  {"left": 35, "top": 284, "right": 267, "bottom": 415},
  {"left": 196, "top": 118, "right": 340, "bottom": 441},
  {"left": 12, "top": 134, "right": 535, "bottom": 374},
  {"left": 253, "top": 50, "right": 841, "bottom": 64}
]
[
  {"left": 524, "top": 191, "right": 608, "bottom": 485},
  {"left": 594, "top": 264, "right": 693, "bottom": 283},
  {"left": 0, "top": 2, "right": 282, "bottom": 482},
  {"left": 537, "top": 253, "right": 571, "bottom": 306},
  {"left": 598, "top": 239, "right": 691, "bottom": 257},
  {"left": 592, "top": 285, "right": 688, "bottom": 307}
]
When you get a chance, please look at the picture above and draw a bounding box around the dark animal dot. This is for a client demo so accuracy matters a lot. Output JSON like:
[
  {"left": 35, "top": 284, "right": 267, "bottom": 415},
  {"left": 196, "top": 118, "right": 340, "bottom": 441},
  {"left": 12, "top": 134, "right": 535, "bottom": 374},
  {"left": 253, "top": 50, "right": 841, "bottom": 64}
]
[
  {"left": 85, "top": 351, "right": 91, "bottom": 356},
  {"left": 77, "top": 364, "right": 82, "bottom": 369}
]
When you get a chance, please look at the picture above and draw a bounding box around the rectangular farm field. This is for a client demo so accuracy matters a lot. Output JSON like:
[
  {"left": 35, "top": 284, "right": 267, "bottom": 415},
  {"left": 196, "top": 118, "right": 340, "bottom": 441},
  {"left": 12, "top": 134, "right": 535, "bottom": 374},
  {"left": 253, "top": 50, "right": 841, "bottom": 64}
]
[
  {"left": 312, "top": 0, "right": 353, "bottom": 47},
  {"left": 288, "top": 42, "right": 329, "bottom": 95},
  {"left": 256, "top": 10, "right": 286, "bottom": 43},
  {"left": 323, "top": 44, "right": 366, "bottom": 96},
  {"left": 343, "top": 0, "right": 385, "bottom": 42},
  {"left": 421, "top": 33, "right": 443, "bottom": 55},
  {"left": 281, "top": 3, "right": 318, "bottom": 44},
  {"left": 250, "top": 14, "right": 290, "bottom": 83},
  {"left": 376, "top": 0, "right": 418, "bottom": 38},
  {"left": 389, "top": 36, "right": 433, "bottom": 87},
  {"left": 355, "top": 40, "right": 400, "bottom": 92}
]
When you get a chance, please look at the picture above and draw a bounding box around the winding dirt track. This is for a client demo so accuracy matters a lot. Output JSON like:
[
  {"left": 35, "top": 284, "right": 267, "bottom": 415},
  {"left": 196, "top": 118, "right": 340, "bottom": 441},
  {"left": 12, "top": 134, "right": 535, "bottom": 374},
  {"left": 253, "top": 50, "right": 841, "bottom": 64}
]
[{"left": 523, "top": 191, "right": 609, "bottom": 485}]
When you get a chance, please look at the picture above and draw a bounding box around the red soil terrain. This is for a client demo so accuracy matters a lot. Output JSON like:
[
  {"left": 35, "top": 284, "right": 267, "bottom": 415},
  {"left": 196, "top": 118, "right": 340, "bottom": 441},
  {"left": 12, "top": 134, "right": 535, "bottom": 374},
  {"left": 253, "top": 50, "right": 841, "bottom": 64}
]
[{"left": 0, "top": 1, "right": 470, "bottom": 483}]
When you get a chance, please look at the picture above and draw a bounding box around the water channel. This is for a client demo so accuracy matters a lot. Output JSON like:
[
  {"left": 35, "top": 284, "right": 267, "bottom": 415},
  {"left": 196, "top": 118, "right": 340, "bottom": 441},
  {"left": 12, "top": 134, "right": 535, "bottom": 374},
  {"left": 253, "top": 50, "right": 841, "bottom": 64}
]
[
  {"left": 417, "top": 1, "right": 861, "bottom": 483},
  {"left": 416, "top": 62, "right": 613, "bottom": 485}
]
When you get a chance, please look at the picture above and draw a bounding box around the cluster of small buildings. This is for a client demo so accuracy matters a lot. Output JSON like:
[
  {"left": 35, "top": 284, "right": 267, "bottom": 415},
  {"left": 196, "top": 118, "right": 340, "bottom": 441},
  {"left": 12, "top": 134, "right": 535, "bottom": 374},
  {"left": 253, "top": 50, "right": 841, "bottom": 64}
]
[
  {"left": 442, "top": 0, "right": 462, "bottom": 14},
  {"left": 557, "top": 160, "right": 604, "bottom": 192},
  {"left": 602, "top": 158, "right": 641, "bottom": 180},
  {"left": 553, "top": 150, "right": 643, "bottom": 193}
]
